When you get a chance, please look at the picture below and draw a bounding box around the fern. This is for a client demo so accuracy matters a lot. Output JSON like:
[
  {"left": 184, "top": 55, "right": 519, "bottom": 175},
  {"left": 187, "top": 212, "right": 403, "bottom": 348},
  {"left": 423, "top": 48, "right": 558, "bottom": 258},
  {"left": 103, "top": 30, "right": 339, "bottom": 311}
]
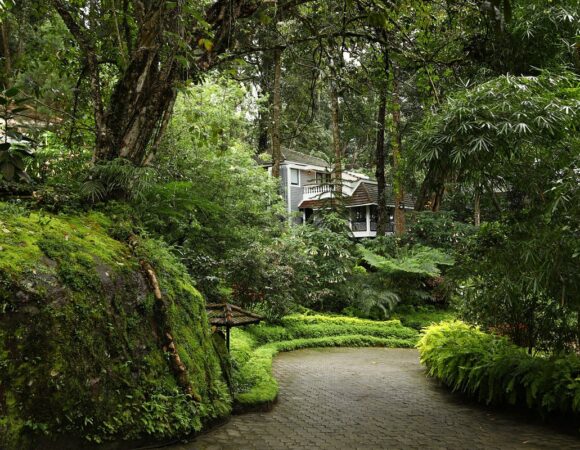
[
  {"left": 418, "top": 321, "right": 580, "bottom": 416},
  {"left": 81, "top": 158, "right": 156, "bottom": 202},
  {"left": 358, "top": 245, "right": 454, "bottom": 277}
]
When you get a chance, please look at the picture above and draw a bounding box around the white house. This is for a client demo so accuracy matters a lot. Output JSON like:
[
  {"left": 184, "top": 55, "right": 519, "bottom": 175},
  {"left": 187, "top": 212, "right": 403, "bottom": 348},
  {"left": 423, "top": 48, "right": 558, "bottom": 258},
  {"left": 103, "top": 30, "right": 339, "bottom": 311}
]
[{"left": 261, "top": 149, "right": 414, "bottom": 237}]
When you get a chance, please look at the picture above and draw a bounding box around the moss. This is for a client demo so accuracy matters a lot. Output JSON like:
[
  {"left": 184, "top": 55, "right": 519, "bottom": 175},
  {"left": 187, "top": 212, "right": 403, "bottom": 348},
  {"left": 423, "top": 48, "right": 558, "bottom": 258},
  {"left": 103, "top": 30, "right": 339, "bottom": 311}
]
[{"left": 0, "top": 203, "right": 231, "bottom": 449}]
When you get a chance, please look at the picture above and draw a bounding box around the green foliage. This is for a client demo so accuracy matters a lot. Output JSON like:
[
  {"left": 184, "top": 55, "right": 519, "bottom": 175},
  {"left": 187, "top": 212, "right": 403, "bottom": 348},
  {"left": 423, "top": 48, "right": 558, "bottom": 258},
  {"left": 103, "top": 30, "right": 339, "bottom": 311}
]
[
  {"left": 418, "top": 321, "right": 580, "bottom": 416},
  {"left": 25, "top": 132, "right": 91, "bottom": 210},
  {"left": 231, "top": 314, "right": 419, "bottom": 408},
  {"left": 137, "top": 80, "right": 285, "bottom": 303},
  {"left": 247, "top": 315, "right": 418, "bottom": 344},
  {"left": 351, "top": 243, "right": 454, "bottom": 311},
  {"left": 414, "top": 70, "right": 580, "bottom": 353},
  {"left": 0, "top": 87, "right": 34, "bottom": 184},
  {"left": 415, "top": 72, "right": 579, "bottom": 176},
  {"left": 403, "top": 211, "right": 476, "bottom": 250},
  {"left": 0, "top": 204, "right": 230, "bottom": 449},
  {"left": 359, "top": 244, "right": 454, "bottom": 277},
  {"left": 227, "top": 219, "right": 356, "bottom": 319},
  {"left": 81, "top": 158, "right": 156, "bottom": 203},
  {"left": 457, "top": 218, "right": 579, "bottom": 353},
  {"left": 392, "top": 306, "right": 456, "bottom": 331}
]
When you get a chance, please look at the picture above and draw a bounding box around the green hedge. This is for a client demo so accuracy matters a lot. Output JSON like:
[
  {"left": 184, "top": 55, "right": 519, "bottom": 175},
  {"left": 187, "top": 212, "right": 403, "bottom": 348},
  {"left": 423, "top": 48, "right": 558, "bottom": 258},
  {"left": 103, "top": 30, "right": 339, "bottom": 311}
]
[
  {"left": 231, "top": 314, "right": 419, "bottom": 409},
  {"left": 417, "top": 321, "right": 580, "bottom": 415},
  {"left": 246, "top": 317, "right": 418, "bottom": 345}
]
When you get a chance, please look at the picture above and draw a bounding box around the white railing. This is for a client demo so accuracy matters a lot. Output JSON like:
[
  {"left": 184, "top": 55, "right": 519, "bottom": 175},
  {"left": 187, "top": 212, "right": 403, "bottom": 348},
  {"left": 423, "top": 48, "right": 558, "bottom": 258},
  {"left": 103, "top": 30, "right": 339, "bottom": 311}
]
[
  {"left": 302, "top": 182, "right": 357, "bottom": 200},
  {"left": 303, "top": 184, "right": 334, "bottom": 196}
]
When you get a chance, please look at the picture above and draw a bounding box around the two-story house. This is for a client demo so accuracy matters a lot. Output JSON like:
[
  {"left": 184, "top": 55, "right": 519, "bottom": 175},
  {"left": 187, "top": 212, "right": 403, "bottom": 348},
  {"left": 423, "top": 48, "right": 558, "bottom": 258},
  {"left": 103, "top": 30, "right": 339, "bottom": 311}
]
[{"left": 261, "top": 149, "right": 414, "bottom": 237}]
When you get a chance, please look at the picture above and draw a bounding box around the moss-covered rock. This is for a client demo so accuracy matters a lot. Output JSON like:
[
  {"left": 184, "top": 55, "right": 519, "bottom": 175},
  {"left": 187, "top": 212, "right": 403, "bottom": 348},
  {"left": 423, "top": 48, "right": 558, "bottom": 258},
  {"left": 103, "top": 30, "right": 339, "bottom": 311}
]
[{"left": 0, "top": 203, "right": 231, "bottom": 449}]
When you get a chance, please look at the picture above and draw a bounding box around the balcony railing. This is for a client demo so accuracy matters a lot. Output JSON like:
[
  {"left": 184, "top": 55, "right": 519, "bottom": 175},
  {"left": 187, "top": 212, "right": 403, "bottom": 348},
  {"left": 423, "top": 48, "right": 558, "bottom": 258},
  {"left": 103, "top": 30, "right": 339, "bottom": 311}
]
[{"left": 303, "top": 184, "right": 334, "bottom": 195}]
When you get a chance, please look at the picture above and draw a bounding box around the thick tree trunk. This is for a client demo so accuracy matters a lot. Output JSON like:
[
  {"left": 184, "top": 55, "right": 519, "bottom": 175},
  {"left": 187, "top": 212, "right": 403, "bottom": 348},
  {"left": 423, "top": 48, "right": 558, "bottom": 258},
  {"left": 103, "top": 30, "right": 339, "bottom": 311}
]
[
  {"left": 96, "top": 50, "right": 178, "bottom": 165},
  {"left": 271, "top": 46, "right": 283, "bottom": 178},
  {"left": 330, "top": 80, "right": 342, "bottom": 196},
  {"left": 375, "top": 89, "right": 388, "bottom": 235},
  {"left": 391, "top": 67, "right": 405, "bottom": 235}
]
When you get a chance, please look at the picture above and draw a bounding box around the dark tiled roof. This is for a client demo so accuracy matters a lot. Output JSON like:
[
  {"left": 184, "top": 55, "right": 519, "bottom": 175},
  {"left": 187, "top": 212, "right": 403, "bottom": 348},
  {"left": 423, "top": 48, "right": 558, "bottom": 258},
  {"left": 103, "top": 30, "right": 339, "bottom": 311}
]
[
  {"left": 350, "top": 182, "right": 376, "bottom": 206},
  {"left": 299, "top": 181, "right": 415, "bottom": 209}
]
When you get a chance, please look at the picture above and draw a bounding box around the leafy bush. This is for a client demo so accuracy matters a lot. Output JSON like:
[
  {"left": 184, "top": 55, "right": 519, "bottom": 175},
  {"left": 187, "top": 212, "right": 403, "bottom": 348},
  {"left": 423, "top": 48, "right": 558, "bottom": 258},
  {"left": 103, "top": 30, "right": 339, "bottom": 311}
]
[
  {"left": 351, "top": 244, "right": 455, "bottom": 311},
  {"left": 227, "top": 221, "right": 356, "bottom": 319},
  {"left": 456, "top": 217, "right": 580, "bottom": 353},
  {"left": 418, "top": 321, "right": 580, "bottom": 416},
  {"left": 392, "top": 306, "right": 456, "bottom": 331},
  {"left": 247, "top": 314, "right": 418, "bottom": 345},
  {"left": 403, "top": 211, "right": 475, "bottom": 250}
]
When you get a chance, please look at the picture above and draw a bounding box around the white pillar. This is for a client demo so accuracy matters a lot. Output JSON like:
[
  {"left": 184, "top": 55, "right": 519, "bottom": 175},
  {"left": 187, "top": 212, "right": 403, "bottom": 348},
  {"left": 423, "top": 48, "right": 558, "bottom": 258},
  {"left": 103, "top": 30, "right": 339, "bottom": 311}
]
[{"left": 366, "top": 205, "right": 370, "bottom": 235}]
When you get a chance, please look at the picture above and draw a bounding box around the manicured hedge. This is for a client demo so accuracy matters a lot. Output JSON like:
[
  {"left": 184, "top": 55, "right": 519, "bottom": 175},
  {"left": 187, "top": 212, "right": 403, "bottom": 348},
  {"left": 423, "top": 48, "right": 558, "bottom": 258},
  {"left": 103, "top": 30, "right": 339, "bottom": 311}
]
[
  {"left": 417, "top": 321, "right": 580, "bottom": 416},
  {"left": 246, "top": 316, "right": 418, "bottom": 345},
  {"left": 231, "top": 314, "right": 419, "bottom": 410}
]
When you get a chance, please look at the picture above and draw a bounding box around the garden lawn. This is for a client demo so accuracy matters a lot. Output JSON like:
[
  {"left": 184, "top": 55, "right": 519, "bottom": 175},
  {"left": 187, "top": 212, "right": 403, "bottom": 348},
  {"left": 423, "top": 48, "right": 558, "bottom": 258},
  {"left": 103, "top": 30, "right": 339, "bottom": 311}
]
[{"left": 230, "top": 314, "right": 419, "bottom": 410}]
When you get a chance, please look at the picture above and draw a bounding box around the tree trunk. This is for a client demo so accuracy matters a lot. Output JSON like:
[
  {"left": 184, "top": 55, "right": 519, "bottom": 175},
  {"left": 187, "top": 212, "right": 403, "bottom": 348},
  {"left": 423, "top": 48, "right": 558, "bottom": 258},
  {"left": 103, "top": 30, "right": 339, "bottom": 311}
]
[
  {"left": 257, "top": 47, "right": 274, "bottom": 154},
  {"left": 330, "top": 80, "right": 342, "bottom": 196},
  {"left": 390, "top": 66, "right": 405, "bottom": 235},
  {"left": 0, "top": 22, "right": 11, "bottom": 82},
  {"left": 271, "top": 46, "right": 283, "bottom": 178},
  {"left": 474, "top": 189, "right": 481, "bottom": 226},
  {"left": 432, "top": 184, "right": 445, "bottom": 212},
  {"left": 375, "top": 88, "right": 388, "bottom": 235}
]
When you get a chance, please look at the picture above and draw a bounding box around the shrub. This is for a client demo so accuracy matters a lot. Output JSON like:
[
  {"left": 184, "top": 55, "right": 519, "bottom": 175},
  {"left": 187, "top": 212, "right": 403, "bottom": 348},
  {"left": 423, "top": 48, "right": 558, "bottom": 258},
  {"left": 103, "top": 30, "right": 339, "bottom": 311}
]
[
  {"left": 456, "top": 220, "right": 580, "bottom": 353},
  {"left": 353, "top": 244, "right": 455, "bottom": 309},
  {"left": 403, "top": 211, "right": 475, "bottom": 250},
  {"left": 392, "top": 306, "right": 456, "bottom": 331},
  {"left": 418, "top": 321, "right": 580, "bottom": 416}
]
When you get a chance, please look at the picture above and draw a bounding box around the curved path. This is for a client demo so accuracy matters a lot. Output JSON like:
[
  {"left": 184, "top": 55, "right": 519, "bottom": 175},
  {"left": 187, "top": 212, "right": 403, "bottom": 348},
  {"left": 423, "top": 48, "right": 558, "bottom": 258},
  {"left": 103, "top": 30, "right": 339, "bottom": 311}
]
[{"left": 175, "top": 348, "right": 580, "bottom": 450}]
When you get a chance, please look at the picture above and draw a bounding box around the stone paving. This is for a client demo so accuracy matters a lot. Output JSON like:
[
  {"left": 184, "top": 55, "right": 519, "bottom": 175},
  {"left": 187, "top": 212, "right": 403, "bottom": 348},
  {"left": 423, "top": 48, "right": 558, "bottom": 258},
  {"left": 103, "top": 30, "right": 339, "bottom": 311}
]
[{"left": 170, "top": 348, "right": 580, "bottom": 450}]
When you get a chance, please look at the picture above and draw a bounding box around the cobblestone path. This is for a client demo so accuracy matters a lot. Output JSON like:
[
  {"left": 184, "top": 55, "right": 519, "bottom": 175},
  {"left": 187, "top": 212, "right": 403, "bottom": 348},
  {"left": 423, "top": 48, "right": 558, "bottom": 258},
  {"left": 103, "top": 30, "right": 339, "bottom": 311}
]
[{"left": 171, "top": 348, "right": 580, "bottom": 450}]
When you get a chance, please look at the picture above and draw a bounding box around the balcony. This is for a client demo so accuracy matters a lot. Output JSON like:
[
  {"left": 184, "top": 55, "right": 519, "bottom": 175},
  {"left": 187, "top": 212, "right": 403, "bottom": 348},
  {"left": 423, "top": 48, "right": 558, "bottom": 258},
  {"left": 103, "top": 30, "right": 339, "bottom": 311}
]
[
  {"left": 302, "top": 182, "right": 356, "bottom": 200},
  {"left": 303, "top": 184, "right": 334, "bottom": 199}
]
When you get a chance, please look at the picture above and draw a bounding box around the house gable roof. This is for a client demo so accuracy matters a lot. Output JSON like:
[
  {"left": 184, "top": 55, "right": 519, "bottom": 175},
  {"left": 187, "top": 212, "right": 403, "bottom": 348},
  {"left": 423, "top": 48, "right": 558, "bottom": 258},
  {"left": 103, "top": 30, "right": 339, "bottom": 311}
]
[{"left": 258, "top": 149, "right": 330, "bottom": 169}]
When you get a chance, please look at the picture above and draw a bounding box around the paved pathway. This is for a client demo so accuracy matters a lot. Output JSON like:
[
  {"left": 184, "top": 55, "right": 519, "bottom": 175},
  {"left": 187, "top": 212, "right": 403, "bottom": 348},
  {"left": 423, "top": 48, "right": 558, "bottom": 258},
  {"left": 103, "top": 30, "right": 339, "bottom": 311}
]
[{"left": 172, "top": 348, "right": 580, "bottom": 450}]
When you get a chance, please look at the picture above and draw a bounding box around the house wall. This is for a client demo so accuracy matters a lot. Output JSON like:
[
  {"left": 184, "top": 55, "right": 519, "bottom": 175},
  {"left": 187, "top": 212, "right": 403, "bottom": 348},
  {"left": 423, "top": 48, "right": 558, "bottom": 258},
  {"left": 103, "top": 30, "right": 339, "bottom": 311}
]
[{"left": 277, "top": 163, "right": 334, "bottom": 224}]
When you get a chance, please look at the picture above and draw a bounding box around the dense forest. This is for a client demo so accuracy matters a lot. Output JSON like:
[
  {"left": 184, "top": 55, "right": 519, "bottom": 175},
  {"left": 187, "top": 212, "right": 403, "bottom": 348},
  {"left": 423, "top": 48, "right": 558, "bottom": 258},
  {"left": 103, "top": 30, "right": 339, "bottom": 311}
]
[{"left": 0, "top": 0, "right": 579, "bottom": 448}]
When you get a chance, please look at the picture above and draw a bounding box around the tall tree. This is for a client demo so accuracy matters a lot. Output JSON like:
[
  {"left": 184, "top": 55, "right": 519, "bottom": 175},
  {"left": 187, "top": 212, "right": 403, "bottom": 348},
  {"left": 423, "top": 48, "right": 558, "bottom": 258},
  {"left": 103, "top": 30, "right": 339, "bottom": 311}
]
[
  {"left": 48, "top": 0, "right": 276, "bottom": 166},
  {"left": 329, "top": 73, "right": 342, "bottom": 195},
  {"left": 270, "top": 45, "right": 283, "bottom": 178},
  {"left": 390, "top": 63, "right": 405, "bottom": 234}
]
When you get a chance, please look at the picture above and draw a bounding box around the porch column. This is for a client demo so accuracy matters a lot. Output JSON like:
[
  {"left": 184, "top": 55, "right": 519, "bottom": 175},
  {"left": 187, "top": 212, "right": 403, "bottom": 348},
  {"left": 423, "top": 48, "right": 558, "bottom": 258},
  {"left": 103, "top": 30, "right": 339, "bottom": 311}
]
[{"left": 366, "top": 205, "right": 371, "bottom": 234}]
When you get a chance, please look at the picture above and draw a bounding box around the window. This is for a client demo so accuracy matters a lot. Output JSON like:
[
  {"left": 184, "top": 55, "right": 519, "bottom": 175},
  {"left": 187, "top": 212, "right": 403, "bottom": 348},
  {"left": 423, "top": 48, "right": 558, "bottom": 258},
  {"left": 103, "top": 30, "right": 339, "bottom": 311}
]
[
  {"left": 352, "top": 206, "right": 366, "bottom": 223},
  {"left": 316, "top": 172, "right": 332, "bottom": 185},
  {"left": 290, "top": 168, "right": 300, "bottom": 186}
]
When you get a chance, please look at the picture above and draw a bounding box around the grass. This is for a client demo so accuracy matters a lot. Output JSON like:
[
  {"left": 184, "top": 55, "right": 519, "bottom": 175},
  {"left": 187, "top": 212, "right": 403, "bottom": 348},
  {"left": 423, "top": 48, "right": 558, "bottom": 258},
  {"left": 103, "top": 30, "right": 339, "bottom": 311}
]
[{"left": 230, "top": 314, "right": 419, "bottom": 410}]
